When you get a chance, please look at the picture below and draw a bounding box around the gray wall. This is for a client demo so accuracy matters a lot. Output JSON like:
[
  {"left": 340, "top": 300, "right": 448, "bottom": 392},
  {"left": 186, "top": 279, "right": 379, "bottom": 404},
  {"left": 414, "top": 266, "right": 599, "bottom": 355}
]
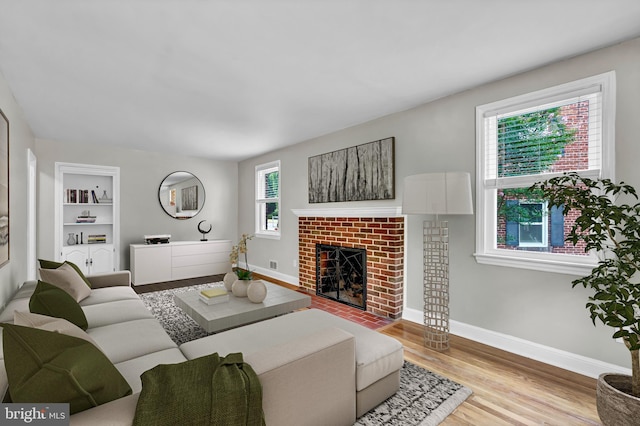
[
  {"left": 0, "top": 70, "right": 35, "bottom": 305},
  {"left": 2, "top": 34, "right": 638, "bottom": 371},
  {"left": 238, "top": 37, "right": 640, "bottom": 369},
  {"left": 35, "top": 139, "right": 238, "bottom": 270}
]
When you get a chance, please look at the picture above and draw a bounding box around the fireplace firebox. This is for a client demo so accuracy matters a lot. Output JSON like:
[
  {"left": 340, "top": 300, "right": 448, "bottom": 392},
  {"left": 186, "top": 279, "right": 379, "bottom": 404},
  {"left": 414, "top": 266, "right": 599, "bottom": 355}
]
[{"left": 316, "top": 244, "right": 366, "bottom": 310}]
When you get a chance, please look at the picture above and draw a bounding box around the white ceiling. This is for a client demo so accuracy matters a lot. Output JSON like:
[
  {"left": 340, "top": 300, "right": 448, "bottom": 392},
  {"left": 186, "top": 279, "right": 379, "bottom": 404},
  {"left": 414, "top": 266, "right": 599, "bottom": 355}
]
[{"left": 1, "top": 1, "right": 640, "bottom": 161}]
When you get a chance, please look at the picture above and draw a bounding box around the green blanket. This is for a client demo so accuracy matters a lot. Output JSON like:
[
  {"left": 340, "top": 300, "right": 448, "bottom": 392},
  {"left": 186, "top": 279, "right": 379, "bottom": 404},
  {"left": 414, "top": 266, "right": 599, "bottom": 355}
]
[{"left": 133, "top": 352, "right": 265, "bottom": 426}]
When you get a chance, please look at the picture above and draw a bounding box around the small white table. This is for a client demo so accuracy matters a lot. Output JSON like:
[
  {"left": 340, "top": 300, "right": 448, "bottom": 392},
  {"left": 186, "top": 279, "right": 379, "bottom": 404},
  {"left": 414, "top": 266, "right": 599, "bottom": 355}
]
[{"left": 173, "top": 281, "right": 312, "bottom": 333}]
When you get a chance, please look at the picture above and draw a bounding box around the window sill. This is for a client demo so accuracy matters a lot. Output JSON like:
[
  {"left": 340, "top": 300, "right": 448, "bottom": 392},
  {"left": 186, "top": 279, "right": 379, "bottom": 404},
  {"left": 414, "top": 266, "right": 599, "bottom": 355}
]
[
  {"left": 255, "top": 231, "right": 280, "bottom": 240},
  {"left": 474, "top": 252, "right": 597, "bottom": 276}
]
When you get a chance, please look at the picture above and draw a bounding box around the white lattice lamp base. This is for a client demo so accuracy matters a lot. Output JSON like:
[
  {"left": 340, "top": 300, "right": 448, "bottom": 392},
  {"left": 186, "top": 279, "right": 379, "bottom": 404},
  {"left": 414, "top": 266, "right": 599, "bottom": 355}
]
[{"left": 423, "top": 220, "right": 450, "bottom": 351}]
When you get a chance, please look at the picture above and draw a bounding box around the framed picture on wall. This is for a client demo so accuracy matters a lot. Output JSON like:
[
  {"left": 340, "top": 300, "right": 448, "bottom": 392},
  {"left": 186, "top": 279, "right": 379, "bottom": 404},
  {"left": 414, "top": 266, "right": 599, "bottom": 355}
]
[
  {"left": 308, "top": 137, "right": 395, "bottom": 203},
  {"left": 0, "top": 108, "right": 8, "bottom": 268}
]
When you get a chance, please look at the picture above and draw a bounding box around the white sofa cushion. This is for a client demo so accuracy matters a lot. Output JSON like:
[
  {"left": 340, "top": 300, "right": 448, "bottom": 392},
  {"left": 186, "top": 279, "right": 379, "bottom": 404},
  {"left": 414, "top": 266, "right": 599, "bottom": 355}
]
[
  {"left": 0, "top": 299, "right": 29, "bottom": 323},
  {"left": 11, "top": 281, "right": 38, "bottom": 300},
  {"left": 79, "top": 286, "right": 141, "bottom": 306},
  {"left": 69, "top": 393, "right": 140, "bottom": 426},
  {"left": 88, "top": 319, "right": 178, "bottom": 364},
  {"left": 114, "top": 348, "right": 187, "bottom": 393},
  {"left": 13, "top": 311, "right": 100, "bottom": 348},
  {"left": 83, "top": 299, "right": 155, "bottom": 328},
  {"left": 180, "top": 308, "right": 403, "bottom": 392}
]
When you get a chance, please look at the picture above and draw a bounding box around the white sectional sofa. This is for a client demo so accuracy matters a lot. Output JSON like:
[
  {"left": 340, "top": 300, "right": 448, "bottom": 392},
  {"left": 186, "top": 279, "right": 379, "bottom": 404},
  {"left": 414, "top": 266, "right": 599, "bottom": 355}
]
[{"left": 0, "top": 271, "right": 404, "bottom": 425}]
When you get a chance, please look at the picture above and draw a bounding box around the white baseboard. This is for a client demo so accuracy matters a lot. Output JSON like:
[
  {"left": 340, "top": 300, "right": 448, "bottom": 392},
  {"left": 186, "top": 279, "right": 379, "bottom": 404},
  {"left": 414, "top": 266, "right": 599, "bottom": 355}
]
[
  {"left": 246, "top": 267, "right": 630, "bottom": 379},
  {"left": 248, "top": 264, "right": 299, "bottom": 286},
  {"left": 402, "top": 307, "right": 630, "bottom": 379}
]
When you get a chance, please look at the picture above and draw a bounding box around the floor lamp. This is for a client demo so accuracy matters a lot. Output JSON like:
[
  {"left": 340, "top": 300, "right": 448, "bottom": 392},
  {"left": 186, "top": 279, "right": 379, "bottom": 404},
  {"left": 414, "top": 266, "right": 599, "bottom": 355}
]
[{"left": 402, "top": 172, "right": 473, "bottom": 351}]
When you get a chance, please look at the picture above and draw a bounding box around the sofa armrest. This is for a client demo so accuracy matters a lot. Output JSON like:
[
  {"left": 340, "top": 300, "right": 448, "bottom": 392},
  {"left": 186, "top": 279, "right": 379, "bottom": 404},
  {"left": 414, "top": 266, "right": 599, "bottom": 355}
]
[
  {"left": 245, "top": 327, "right": 357, "bottom": 426},
  {"left": 87, "top": 271, "right": 131, "bottom": 289}
]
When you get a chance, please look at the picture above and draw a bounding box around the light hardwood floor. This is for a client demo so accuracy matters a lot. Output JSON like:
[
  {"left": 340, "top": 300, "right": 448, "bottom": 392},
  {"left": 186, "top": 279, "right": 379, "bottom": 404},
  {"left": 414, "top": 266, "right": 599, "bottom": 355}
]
[{"left": 378, "top": 320, "right": 601, "bottom": 425}]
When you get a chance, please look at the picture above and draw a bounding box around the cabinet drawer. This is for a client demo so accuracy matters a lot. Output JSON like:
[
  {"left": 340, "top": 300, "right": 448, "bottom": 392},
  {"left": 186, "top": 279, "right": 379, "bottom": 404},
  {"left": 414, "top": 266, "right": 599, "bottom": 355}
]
[
  {"left": 171, "top": 252, "right": 228, "bottom": 268},
  {"left": 171, "top": 241, "right": 231, "bottom": 257},
  {"left": 172, "top": 262, "right": 230, "bottom": 280},
  {"left": 131, "top": 245, "right": 172, "bottom": 285}
]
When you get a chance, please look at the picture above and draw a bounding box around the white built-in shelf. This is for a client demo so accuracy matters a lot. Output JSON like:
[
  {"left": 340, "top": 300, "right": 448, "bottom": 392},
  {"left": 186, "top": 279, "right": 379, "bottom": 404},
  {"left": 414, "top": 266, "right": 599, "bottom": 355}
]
[
  {"left": 63, "top": 203, "right": 113, "bottom": 206},
  {"left": 55, "top": 162, "right": 120, "bottom": 274}
]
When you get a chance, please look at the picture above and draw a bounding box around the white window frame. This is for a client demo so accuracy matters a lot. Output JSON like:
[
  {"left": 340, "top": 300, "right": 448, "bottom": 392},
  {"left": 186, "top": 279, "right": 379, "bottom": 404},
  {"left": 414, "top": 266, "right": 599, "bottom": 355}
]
[
  {"left": 517, "top": 201, "right": 548, "bottom": 248},
  {"left": 255, "top": 160, "right": 280, "bottom": 239},
  {"left": 475, "top": 72, "right": 616, "bottom": 275}
]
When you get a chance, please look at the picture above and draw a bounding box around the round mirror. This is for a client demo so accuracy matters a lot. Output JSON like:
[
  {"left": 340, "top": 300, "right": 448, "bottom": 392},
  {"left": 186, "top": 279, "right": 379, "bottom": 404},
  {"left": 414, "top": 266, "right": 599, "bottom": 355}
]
[{"left": 158, "top": 171, "right": 205, "bottom": 219}]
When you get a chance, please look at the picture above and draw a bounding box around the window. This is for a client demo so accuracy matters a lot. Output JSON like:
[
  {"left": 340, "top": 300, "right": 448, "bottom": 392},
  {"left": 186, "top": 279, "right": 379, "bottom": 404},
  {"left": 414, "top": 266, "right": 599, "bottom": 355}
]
[
  {"left": 475, "top": 72, "right": 615, "bottom": 274},
  {"left": 507, "top": 201, "right": 548, "bottom": 248},
  {"left": 255, "top": 161, "right": 280, "bottom": 238}
]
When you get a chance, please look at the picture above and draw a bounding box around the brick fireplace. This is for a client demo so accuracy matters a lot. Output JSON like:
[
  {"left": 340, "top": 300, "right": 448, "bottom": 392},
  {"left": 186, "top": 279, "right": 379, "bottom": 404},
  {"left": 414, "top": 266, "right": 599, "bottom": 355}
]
[{"left": 295, "top": 208, "right": 404, "bottom": 319}]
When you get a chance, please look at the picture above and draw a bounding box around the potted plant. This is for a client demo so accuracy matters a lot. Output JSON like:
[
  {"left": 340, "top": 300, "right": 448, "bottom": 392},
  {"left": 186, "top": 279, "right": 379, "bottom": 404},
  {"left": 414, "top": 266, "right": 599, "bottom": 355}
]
[
  {"left": 532, "top": 172, "right": 640, "bottom": 425},
  {"left": 230, "top": 233, "right": 254, "bottom": 280},
  {"left": 223, "top": 233, "right": 255, "bottom": 297},
  {"left": 222, "top": 234, "right": 266, "bottom": 302}
]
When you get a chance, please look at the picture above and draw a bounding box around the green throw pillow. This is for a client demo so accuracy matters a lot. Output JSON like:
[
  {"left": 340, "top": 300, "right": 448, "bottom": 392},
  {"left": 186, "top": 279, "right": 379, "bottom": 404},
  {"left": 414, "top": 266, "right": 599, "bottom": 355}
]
[
  {"left": 1, "top": 323, "right": 131, "bottom": 414},
  {"left": 38, "top": 259, "right": 92, "bottom": 288},
  {"left": 29, "top": 281, "right": 88, "bottom": 330}
]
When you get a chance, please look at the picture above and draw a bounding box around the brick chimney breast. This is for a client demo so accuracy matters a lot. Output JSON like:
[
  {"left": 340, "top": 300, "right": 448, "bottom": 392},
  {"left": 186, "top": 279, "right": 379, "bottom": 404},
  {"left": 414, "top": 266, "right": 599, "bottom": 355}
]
[{"left": 298, "top": 215, "right": 404, "bottom": 319}]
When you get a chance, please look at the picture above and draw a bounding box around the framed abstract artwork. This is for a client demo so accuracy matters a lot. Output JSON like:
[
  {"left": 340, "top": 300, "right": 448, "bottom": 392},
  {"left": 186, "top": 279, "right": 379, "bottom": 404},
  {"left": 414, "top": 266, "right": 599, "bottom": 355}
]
[
  {"left": 0, "top": 108, "right": 8, "bottom": 268},
  {"left": 308, "top": 137, "right": 395, "bottom": 203}
]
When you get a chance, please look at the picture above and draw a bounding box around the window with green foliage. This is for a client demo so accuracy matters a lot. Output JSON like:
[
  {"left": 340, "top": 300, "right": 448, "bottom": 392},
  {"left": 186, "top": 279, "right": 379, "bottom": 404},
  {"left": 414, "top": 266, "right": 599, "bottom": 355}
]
[
  {"left": 496, "top": 105, "right": 576, "bottom": 252},
  {"left": 255, "top": 161, "right": 280, "bottom": 238},
  {"left": 475, "top": 72, "right": 615, "bottom": 274},
  {"left": 497, "top": 107, "right": 576, "bottom": 178}
]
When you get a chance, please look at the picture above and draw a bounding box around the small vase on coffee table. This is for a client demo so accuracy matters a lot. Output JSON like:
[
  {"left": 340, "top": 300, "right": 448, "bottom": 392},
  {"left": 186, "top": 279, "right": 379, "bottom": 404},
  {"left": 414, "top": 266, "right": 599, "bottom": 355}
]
[
  {"left": 223, "top": 272, "right": 237, "bottom": 292},
  {"left": 247, "top": 280, "right": 267, "bottom": 303},
  {"left": 231, "top": 279, "right": 250, "bottom": 297}
]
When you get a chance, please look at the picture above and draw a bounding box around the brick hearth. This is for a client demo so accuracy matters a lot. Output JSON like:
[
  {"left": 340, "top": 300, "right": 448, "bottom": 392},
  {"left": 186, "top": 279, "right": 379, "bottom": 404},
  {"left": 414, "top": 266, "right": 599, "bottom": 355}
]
[{"left": 298, "top": 216, "right": 404, "bottom": 319}]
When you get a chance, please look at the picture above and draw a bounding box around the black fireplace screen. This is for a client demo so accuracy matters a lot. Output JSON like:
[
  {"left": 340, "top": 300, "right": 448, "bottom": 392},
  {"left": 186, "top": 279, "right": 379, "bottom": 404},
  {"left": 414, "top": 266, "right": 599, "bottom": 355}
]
[{"left": 316, "top": 244, "right": 366, "bottom": 310}]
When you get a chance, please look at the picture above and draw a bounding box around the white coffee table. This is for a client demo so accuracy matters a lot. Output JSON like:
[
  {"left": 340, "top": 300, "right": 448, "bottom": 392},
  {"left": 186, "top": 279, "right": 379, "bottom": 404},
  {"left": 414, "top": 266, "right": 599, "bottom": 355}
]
[{"left": 174, "top": 281, "right": 312, "bottom": 333}]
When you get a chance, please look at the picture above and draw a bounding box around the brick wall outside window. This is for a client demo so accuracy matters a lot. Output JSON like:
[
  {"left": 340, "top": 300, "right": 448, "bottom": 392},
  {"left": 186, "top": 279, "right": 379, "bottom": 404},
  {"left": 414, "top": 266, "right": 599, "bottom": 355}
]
[{"left": 298, "top": 216, "right": 404, "bottom": 319}]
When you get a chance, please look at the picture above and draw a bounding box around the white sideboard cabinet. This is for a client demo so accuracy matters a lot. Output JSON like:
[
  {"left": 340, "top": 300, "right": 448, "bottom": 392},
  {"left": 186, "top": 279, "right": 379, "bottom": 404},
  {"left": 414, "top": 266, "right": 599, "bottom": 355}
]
[
  {"left": 130, "top": 240, "right": 232, "bottom": 285},
  {"left": 55, "top": 162, "right": 120, "bottom": 273}
]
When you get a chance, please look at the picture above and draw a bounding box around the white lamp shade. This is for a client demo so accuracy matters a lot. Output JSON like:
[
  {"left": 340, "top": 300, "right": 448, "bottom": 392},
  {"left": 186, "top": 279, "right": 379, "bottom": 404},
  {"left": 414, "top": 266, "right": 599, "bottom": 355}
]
[{"left": 402, "top": 172, "right": 473, "bottom": 215}]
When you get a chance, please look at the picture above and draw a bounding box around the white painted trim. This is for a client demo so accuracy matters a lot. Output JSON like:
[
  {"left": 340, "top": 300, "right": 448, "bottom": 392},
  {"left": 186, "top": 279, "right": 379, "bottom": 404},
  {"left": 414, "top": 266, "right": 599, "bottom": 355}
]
[
  {"left": 474, "top": 71, "right": 616, "bottom": 274},
  {"left": 291, "top": 206, "right": 403, "bottom": 218},
  {"left": 474, "top": 252, "right": 596, "bottom": 276},
  {"left": 249, "top": 264, "right": 299, "bottom": 286},
  {"left": 402, "top": 306, "right": 630, "bottom": 379},
  {"left": 255, "top": 160, "right": 281, "bottom": 238},
  {"left": 26, "top": 149, "right": 37, "bottom": 281}
]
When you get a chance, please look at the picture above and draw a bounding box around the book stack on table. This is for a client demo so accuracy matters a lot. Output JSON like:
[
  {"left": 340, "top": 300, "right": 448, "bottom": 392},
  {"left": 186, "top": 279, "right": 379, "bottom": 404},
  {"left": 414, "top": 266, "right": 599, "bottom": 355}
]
[{"left": 199, "top": 288, "right": 229, "bottom": 305}]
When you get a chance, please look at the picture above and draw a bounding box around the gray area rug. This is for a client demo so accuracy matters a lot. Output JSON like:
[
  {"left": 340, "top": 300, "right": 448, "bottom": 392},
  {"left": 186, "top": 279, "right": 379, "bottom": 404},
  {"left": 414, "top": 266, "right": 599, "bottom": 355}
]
[
  {"left": 140, "top": 283, "right": 473, "bottom": 425},
  {"left": 355, "top": 362, "right": 472, "bottom": 426},
  {"left": 139, "top": 283, "right": 216, "bottom": 345}
]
